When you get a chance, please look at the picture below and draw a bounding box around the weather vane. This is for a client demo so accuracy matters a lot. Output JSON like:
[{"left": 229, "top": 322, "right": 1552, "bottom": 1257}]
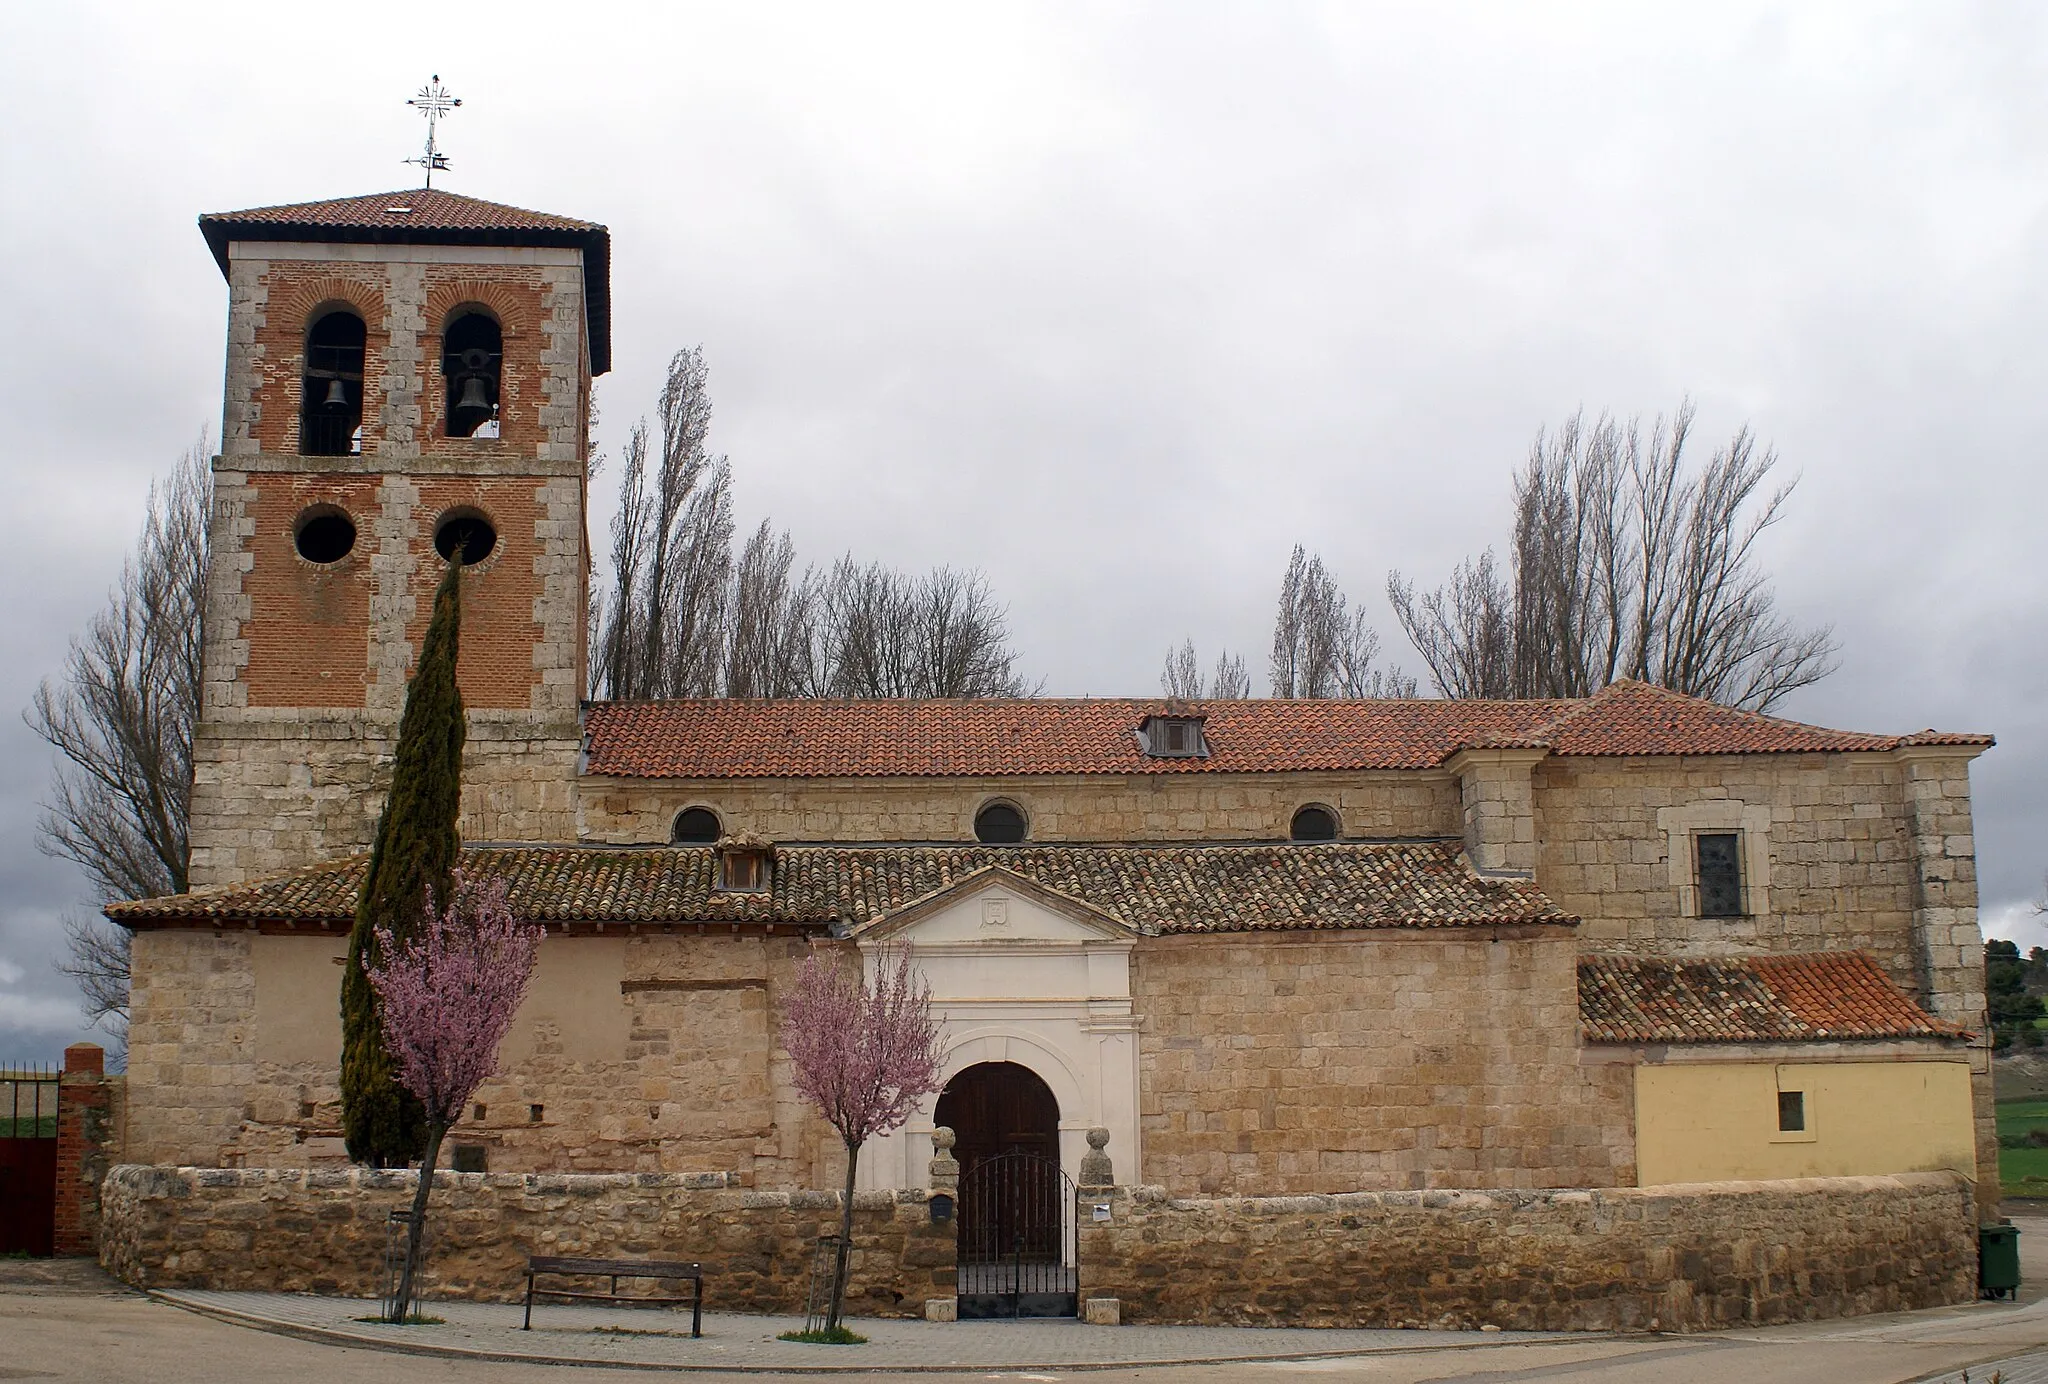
[{"left": 405, "top": 74, "right": 461, "bottom": 188}]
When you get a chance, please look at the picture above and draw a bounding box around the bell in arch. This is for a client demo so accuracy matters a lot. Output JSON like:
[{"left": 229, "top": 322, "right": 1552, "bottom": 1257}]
[
  {"left": 450, "top": 374, "right": 494, "bottom": 436},
  {"left": 322, "top": 378, "right": 349, "bottom": 408}
]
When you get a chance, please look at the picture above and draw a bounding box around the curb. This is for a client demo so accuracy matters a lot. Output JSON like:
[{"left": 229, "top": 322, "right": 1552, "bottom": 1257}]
[{"left": 149, "top": 1292, "right": 1637, "bottom": 1375}]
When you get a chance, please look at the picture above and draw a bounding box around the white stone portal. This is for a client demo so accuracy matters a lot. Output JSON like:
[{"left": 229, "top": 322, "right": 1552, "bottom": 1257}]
[{"left": 851, "top": 867, "right": 1142, "bottom": 1191}]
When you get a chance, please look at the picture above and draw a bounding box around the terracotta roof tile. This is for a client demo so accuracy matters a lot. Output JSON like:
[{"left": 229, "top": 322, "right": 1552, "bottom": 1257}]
[
  {"left": 1577, "top": 951, "right": 1968, "bottom": 1043},
  {"left": 581, "top": 682, "right": 1992, "bottom": 780},
  {"left": 200, "top": 188, "right": 602, "bottom": 235},
  {"left": 107, "top": 842, "right": 1571, "bottom": 936}
]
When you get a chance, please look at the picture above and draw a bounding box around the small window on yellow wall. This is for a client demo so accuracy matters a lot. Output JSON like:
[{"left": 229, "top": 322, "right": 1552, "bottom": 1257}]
[{"left": 1777, "top": 1090, "right": 1805, "bottom": 1132}]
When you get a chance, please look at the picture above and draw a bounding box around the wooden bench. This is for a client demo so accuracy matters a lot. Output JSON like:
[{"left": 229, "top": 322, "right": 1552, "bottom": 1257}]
[{"left": 522, "top": 1255, "right": 704, "bottom": 1336}]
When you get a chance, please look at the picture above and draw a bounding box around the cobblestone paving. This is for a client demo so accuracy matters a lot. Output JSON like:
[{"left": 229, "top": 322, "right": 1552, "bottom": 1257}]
[{"left": 157, "top": 1290, "right": 1565, "bottom": 1372}]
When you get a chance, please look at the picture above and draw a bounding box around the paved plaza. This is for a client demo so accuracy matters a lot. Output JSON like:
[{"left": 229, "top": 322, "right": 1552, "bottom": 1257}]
[{"left": 10, "top": 1222, "right": 2048, "bottom": 1382}]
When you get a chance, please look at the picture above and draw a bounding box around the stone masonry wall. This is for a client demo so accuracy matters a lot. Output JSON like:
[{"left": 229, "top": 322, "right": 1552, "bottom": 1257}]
[
  {"left": 1532, "top": 753, "right": 1920, "bottom": 967},
  {"left": 1133, "top": 930, "right": 1634, "bottom": 1195},
  {"left": 188, "top": 713, "right": 580, "bottom": 887},
  {"left": 1530, "top": 750, "right": 1994, "bottom": 1216},
  {"left": 122, "top": 928, "right": 837, "bottom": 1188},
  {"left": 1078, "top": 1172, "right": 1976, "bottom": 1331},
  {"left": 580, "top": 771, "right": 1463, "bottom": 846},
  {"left": 99, "top": 1166, "right": 954, "bottom": 1317}
]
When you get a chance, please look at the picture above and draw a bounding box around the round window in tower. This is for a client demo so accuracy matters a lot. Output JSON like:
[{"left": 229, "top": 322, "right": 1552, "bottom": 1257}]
[
  {"left": 293, "top": 507, "right": 357, "bottom": 564},
  {"left": 1290, "top": 805, "right": 1339, "bottom": 842},
  {"left": 974, "top": 801, "right": 1028, "bottom": 844},
  {"left": 434, "top": 510, "right": 498, "bottom": 565},
  {"left": 672, "top": 807, "right": 722, "bottom": 844}
]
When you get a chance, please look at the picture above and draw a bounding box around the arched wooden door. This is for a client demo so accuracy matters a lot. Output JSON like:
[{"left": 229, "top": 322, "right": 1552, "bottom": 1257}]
[
  {"left": 935, "top": 1061, "right": 1059, "bottom": 1172},
  {"left": 935, "top": 1061, "right": 1075, "bottom": 1317}
]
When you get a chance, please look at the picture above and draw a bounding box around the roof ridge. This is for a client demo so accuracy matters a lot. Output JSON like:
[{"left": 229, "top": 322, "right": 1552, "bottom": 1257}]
[{"left": 200, "top": 187, "right": 604, "bottom": 230}]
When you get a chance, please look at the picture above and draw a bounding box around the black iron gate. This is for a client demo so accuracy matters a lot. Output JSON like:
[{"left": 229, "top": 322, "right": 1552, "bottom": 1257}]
[
  {"left": 956, "top": 1152, "right": 1077, "bottom": 1318},
  {"left": 0, "top": 1068, "right": 59, "bottom": 1258}
]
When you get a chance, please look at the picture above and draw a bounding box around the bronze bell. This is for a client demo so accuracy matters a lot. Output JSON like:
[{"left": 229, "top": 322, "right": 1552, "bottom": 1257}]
[
  {"left": 450, "top": 374, "right": 495, "bottom": 436},
  {"left": 322, "top": 378, "right": 349, "bottom": 408}
]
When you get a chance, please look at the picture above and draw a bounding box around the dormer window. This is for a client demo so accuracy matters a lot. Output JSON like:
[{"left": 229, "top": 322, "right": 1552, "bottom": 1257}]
[
  {"left": 1139, "top": 715, "right": 1207, "bottom": 759},
  {"left": 714, "top": 833, "right": 773, "bottom": 893}
]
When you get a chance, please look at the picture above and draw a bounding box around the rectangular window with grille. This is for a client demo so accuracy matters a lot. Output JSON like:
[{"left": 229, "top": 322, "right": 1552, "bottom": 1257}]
[{"left": 1696, "top": 832, "right": 1744, "bottom": 917}]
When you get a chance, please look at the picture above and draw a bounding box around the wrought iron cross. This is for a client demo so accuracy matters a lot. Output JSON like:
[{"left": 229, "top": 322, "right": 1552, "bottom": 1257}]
[{"left": 405, "top": 75, "right": 461, "bottom": 188}]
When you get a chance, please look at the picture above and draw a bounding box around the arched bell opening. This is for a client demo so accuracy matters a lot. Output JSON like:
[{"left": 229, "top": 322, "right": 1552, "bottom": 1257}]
[
  {"left": 300, "top": 308, "right": 366, "bottom": 457},
  {"left": 442, "top": 310, "right": 502, "bottom": 439}
]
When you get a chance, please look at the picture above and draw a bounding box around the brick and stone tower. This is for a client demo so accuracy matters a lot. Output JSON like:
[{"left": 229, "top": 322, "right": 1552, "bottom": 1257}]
[{"left": 188, "top": 190, "right": 610, "bottom": 886}]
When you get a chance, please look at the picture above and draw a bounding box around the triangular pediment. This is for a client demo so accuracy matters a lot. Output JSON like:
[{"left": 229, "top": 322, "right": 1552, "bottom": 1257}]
[{"left": 846, "top": 865, "right": 1142, "bottom": 946}]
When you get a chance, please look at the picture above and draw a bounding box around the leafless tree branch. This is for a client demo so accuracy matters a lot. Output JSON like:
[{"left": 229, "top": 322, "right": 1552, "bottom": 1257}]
[
  {"left": 1388, "top": 401, "right": 1836, "bottom": 710},
  {"left": 27, "top": 434, "right": 212, "bottom": 1038},
  {"left": 1271, "top": 545, "right": 1415, "bottom": 698}
]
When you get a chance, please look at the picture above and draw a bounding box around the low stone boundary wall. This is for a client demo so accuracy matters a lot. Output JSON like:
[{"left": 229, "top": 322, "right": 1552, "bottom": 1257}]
[
  {"left": 100, "top": 1167, "right": 953, "bottom": 1317},
  {"left": 1077, "top": 1172, "right": 1977, "bottom": 1331}
]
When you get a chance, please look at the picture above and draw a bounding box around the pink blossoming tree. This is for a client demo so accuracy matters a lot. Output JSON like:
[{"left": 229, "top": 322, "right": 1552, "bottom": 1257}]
[
  {"left": 780, "top": 946, "right": 943, "bottom": 1332},
  {"left": 363, "top": 870, "right": 543, "bottom": 1323}
]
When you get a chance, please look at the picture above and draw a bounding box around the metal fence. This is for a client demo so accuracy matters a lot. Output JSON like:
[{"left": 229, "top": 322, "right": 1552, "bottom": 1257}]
[{"left": 1, "top": 1065, "right": 60, "bottom": 1256}]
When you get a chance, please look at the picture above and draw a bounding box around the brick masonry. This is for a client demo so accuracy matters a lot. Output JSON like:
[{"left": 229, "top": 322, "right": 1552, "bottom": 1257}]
[
  {"left": 98, "top": 1166, "right": 955, "bottom": 1317},
  {"left": 54, "top": 1044, "right": 118, "bottom": 1256},
  {"left": 193, "top": 240, "right": 591, "bottom": 889},
  {"left": 1076, "top": 1172, "right": 1977, "bottom": 1331}
]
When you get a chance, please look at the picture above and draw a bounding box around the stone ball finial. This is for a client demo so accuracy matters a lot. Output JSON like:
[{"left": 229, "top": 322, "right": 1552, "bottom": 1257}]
[
  {"left": 929, "top": 1125, "right": 960, "bottom": 1195},
  {"left": 1078, "top": 1127, "right": 1113, "bottom": 1188}
]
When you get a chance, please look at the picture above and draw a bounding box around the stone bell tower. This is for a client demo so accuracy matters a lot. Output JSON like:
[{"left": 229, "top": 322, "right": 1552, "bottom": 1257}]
[{"left": 187, "top": 189, "right": 610, "bottom": 886}]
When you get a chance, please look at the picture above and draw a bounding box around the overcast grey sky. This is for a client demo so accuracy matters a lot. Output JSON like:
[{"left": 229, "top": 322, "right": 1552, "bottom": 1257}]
[{"left": 2, "top": 2, "right": 2043, "bottom": 1060}]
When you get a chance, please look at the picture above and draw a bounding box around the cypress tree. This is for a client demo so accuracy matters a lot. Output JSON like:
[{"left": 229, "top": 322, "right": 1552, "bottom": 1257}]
[{"left": 341, "top": 554, "right": 467, "bottom": 1166}]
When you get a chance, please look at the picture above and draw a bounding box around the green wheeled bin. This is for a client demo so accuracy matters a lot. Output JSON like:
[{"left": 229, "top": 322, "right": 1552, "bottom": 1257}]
[{"left": 1980, "top": 1223, "right": 2021, "bottom": 1300}]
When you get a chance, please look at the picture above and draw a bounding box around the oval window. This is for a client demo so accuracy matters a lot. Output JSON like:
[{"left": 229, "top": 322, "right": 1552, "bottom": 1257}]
[
  {"left": 294, "top": 510, "right": 356, "bottom": 564},
  {"left": 974, "top": 802, "right": 1027, "bottom": 844},
  {"left": 672, "top": 807, "right": 722, "bottom": 844},
  {"left": 1290, "top": 806, "right": 1338, "bottom": 842},
  {"left": 434, "top": 512, "right": 497, "bottom": 564}
]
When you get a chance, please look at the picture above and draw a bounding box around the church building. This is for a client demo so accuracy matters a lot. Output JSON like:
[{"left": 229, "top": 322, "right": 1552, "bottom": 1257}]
[{"left": 112, "top": 188, "right": 1999, "bottom": 1235}]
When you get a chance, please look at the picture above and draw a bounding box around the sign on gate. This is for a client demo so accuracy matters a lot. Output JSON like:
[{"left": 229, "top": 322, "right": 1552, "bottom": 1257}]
[{"left": 0, "top": 1068, "right": 59, "bottom": 1258}]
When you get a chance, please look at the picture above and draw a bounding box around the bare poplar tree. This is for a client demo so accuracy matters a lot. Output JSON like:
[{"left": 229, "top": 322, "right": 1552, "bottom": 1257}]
[
  {"left": 806, "top": 558, "right": 1031, "bottom": 698},
  {"left": 1161, "top": 640, "right": 1204, "bottom": 698},
  {"left": 1387, "top": 402, "right": 1836, "bottom": 710},
  {"left": 593, "top": 348, "right": 735, "bottom": 699},
  {"left": 590, "top": 345, "right": 1035, "bottom": 701},
  {"left": 1160, "top": 640, "right": 1250, "bottom": 699},
  {"left": 1270, "top": 546, "right": 1416, "bottom": 698},
  {"left": 29, "top": 435, "right": 213, "bottom": 1038},
  {"left": 1210, "top": 650, "right": 1250, "bottom": 699},
  {"left": 725, "top": 521, "right": 817, "bottom": 697}
]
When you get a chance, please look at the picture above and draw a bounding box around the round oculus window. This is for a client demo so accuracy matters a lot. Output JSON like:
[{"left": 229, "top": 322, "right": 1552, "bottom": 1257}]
[
  {"left": 434, "top": 513, "right": 497, "bottom": 564},
  {"left": 974, "top": 802, "right": 1027, "bottom": 844},
  {"left": 672, "top": 807, "right": 722, "bottom": 844},
  {"left": 294, "top": 510, "right": 356, "bottom": 564},
  {"left": 1290, "top": 806, "right": 1338, "bottom": 842}
]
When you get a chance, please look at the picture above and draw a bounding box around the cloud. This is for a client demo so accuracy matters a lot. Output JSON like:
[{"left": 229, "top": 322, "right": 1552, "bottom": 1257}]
[{"left": 1984, "top": 897, "right": 2048, "bottom": 954}]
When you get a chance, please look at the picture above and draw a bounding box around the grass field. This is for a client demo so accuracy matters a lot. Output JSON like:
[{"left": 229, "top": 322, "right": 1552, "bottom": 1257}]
[
  {"left": 1998, "top": 1100, "right": 2048, "bottom": 1194},
  {"left": 0, "top": 1116, "right": 57, "bottom": 1138}
]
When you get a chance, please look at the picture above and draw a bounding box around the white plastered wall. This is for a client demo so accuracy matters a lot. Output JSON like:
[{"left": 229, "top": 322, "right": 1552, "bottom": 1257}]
[{"left": 853, "top": 873, "right": 1141, "bottom": 1191}]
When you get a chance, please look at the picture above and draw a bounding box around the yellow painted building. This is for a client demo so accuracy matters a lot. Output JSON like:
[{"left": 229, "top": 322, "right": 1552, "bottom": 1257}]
[{"left": 1633, "top": 1057, "right": 1976, "bottom": 1186}]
